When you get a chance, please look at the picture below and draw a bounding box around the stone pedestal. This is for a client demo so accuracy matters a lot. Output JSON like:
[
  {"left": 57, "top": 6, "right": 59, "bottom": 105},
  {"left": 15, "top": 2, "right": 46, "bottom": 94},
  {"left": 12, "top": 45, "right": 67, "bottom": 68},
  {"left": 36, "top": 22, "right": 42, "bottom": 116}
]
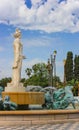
[
  {"left": 5, "top": 86, "right": 26, "bottom": 92},
  {"left": 5, "top": 83, "right": 26, "bottom": 92}
]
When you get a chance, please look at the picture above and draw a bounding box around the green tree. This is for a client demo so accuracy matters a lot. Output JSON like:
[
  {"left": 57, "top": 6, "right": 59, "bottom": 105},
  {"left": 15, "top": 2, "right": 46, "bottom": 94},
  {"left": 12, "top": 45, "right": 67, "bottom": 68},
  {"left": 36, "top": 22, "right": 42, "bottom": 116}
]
[
  {"left": 25, "top": 63, "right": 49, "bottom": 87},
  {"left": 21, "top": 78, "right": 26, "bottom": 83},
  {"left": 53, "top": 76, "right": 62, "bottom": 88},
  {"left": 25, "top": 68, "right": 32, "bottom": 78},
  {"left": 67, "top": 79, "right": 78, "bottom": 96},
  {"left": 0, "top": 77, "right": 11, "bottom": 88},
  {"left": 25, "top": 63, "right": 62, "bottom": 87},
  {"left": 74, "top": 55, "right": 79, "bottom": 81},
  {"left": 65, "top": 51, "right": 73, "bottom": 82}
]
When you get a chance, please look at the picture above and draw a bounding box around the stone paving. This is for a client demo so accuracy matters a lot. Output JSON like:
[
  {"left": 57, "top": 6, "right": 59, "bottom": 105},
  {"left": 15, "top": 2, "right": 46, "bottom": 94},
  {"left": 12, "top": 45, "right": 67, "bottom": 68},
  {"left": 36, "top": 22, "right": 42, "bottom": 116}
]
[{"left": 0, "top": 122, "right": 79, "bottom": 130}]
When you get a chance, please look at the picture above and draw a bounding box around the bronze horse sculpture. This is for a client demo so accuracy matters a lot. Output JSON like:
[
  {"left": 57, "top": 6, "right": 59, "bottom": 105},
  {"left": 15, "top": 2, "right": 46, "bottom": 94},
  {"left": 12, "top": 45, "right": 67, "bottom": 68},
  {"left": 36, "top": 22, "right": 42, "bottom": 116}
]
[{"left": 42, "top": 86, "right": 79, "bottom": 109}]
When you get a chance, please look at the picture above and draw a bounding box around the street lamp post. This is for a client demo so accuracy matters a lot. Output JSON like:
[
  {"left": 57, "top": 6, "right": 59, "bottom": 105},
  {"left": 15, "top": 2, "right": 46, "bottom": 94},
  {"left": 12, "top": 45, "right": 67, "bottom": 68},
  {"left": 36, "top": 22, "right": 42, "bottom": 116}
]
[
  {"left": 53, "top": 50, "right": 57, "bottom": 86},
  {"left": 63, "top": 59, "right": 66, "bottom": 85},
  {"left": 47, "top": 58, "right": 52, "bottom": 86},
  {"left": 47, "top": 50, "right": 57, "bottom": 87},
  {"left": 50, "top": 54, "right": 53, "bottom": 86},
  {"left": 53, "top": 51, "right": 57, "bottom": 77}
]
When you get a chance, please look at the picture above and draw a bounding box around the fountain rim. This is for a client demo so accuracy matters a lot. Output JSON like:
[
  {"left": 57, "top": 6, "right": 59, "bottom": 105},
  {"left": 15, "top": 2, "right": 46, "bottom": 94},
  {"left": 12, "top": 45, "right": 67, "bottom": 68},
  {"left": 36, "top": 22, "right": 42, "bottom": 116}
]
[{"left": 0, "top": 109, "right": 79, "bottom": 115}]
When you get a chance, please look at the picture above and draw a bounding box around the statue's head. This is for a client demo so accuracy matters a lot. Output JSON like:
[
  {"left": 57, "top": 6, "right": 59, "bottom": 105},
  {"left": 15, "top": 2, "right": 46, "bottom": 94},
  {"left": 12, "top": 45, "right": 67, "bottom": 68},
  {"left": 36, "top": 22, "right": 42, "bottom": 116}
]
[{"left": 14, "top": 28, "right": 21, "bottom": 38}]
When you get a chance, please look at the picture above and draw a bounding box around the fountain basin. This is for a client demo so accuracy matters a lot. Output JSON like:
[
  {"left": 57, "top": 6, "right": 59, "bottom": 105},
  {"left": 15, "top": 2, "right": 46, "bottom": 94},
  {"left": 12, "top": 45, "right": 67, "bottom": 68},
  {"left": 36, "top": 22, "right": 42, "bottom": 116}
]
[
  {"left": 0, "top": 110, "right": 79, "bottom": 126},
  {"left": 2, "top": 92, "right": 44, "bottom": 105}
]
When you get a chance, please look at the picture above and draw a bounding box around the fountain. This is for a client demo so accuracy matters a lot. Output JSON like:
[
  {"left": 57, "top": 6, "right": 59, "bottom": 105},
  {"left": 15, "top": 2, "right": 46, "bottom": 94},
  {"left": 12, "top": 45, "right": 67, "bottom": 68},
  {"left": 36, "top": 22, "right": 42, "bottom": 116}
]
[{"left": 2, "top": 29, "right": 44, "bottom": 108}]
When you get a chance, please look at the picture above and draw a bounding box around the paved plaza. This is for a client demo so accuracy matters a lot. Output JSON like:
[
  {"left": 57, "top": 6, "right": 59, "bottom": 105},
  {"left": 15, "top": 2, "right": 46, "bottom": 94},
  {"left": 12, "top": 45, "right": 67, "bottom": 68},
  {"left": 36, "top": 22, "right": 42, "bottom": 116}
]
[{"left": 0, "top": 122, "right": 79, "bottom": 130}]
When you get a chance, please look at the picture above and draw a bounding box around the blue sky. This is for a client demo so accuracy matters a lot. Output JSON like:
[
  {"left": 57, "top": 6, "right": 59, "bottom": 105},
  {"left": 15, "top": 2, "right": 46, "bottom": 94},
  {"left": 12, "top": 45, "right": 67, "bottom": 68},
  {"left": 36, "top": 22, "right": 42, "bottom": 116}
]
[{"left": 0, "top": 0, "right": 79, "bottom": 81}]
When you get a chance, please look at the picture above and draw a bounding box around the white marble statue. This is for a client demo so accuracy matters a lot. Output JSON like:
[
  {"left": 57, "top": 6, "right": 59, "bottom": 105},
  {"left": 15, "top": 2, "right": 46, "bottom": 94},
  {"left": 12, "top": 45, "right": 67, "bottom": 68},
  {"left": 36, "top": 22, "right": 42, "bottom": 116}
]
[
  {"left": 12, "top": 29, "right": 25, "bottom": 87},
  {"left": 5, "top": 29, "right": 26, "bottom": 92}
]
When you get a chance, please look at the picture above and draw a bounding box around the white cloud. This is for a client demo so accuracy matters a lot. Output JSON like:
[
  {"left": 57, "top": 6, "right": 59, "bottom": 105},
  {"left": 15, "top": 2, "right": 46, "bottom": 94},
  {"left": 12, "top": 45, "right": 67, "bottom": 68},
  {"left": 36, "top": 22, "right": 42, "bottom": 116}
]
[
  {"left": 23, "top": 36, "right": 52, "bottom": 47},
  {"left": 0, "top": 0, "right": 79, "bottom": 33},
  {"left": 31, "top": 0, "right": 42, "bottom": 6}
]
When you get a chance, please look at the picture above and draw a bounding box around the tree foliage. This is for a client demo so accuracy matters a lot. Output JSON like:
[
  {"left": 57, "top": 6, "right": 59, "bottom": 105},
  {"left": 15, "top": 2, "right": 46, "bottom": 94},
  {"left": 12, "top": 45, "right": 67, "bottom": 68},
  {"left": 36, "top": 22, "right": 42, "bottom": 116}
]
[
  {"left": 65, "top": 51, "right": 73, "bottom": 82},
  {"left": 74, "top": 55, "right": 79, "bottom": 81},
  {"left": 25, "top": 68, "right": 32, "bottom": 78},
  {"left": 0, "top": 77, "right": 11, "bottom": 88},
  {"left": 25, "top": 63, "right": 49, "bottom": 87},
  {"left": 25, "top": 63, "right": 61, "bottom": 88},
  {"left": 65, "top": 53, "right": 79, "bottom": 96}
]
